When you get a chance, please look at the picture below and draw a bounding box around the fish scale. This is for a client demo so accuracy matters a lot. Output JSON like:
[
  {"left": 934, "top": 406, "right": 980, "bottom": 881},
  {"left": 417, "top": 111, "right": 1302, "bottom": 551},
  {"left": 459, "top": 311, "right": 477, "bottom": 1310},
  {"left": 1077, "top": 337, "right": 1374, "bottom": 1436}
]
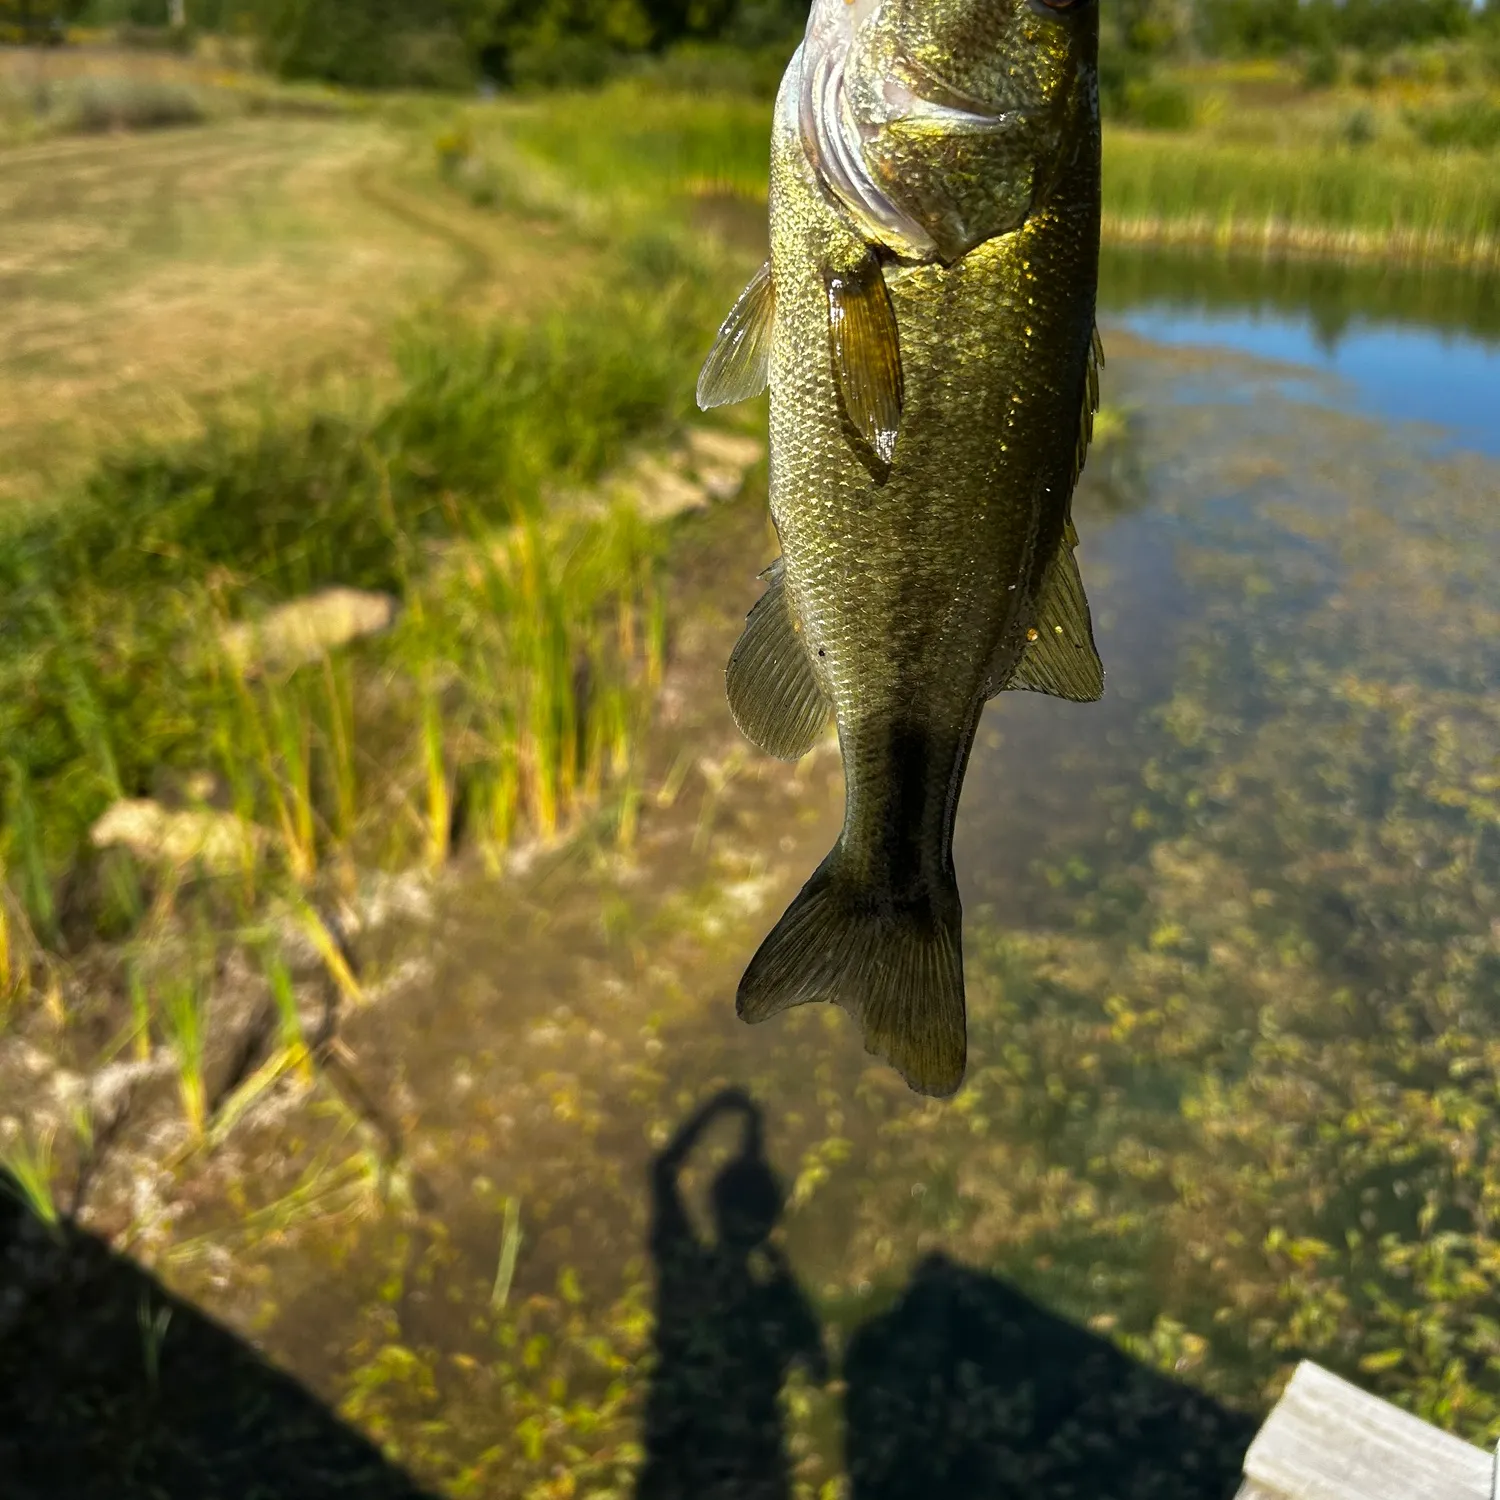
[{"left": 698, "top": 0, "right": 1103, "bottom": 1097}]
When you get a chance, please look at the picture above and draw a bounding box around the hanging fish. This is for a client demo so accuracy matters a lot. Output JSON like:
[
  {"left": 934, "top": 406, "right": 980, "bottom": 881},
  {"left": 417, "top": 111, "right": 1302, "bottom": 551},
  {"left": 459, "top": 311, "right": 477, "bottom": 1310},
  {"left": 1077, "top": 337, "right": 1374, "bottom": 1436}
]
[{"left": 699, "top": 0, "right": 1105, "bottom": 1097}]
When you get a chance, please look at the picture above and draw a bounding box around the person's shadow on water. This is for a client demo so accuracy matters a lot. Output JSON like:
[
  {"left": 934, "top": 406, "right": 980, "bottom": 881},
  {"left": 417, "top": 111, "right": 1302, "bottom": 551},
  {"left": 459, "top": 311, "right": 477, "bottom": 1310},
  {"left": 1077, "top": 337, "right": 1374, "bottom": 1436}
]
[
  {"left": 635, "top": 1087, "right": 828, "bottom": 1500},
  {"left": 843, "top": 1250, "right": 1256, "bottom": 1500}
]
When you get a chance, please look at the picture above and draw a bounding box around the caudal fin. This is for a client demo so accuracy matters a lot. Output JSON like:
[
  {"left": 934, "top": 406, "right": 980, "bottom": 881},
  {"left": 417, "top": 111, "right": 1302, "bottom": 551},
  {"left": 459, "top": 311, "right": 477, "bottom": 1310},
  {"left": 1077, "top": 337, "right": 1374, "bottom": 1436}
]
[{"left": 737, "top": 847, "right": 966, "bottom": 1097}]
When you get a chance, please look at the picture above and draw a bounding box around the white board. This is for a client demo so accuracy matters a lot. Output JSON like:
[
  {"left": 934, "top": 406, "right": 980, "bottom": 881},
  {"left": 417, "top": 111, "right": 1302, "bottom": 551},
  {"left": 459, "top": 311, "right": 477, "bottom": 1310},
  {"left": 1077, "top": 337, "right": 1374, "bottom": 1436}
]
[{"left": 1235, "top": 1361, "right": 1492, "bottom": 1500}]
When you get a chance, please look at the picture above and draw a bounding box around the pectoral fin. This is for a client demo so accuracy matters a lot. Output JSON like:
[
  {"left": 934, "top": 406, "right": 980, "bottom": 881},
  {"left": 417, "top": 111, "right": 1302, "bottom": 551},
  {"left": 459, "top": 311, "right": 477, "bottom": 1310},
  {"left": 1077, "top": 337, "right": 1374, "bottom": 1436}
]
[
  {"left": 697, "top": 260, "right": 775, "bottom": 410},
  {"left": 999, "top": 537, "right": 1104, "bottom": 703},
  {"left": 825, "top": 253, "right": 903, "bottom": 466},
  {"left": 726, "top": 560, "right": 831, "bottom": 760}
]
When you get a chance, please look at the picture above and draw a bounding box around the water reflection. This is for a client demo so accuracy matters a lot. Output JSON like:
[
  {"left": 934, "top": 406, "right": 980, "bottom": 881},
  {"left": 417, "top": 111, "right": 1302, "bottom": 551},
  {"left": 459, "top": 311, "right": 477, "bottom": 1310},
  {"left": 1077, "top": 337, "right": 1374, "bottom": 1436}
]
[
  {"left": 1099, "top": 244, "right": 1500, "bottom": 348},
  {"left": 1099, "top": 245, "right": 1500, "bottom": 457}
]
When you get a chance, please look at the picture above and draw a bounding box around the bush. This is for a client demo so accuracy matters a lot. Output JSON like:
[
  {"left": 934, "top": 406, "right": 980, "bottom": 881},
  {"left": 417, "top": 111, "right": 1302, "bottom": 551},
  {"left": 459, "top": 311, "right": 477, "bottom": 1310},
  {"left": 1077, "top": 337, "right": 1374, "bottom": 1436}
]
[
  {"left": 1098, "top": 46, "right": 1154, "bottom": 120},
  {"left": 507, "top": 35, "right": 618, "bottom": 91},
  {"left": 626, "top": 39, "right": 790, "bottom": 99},
  {"left": 386, "top": 30, "right": 476, "bottom": 90},
  {"left": 1342, "top": 106, "right": 1379, "bottom": 146},
  {"left": 114, "top": 22, "right": 197, "bottom": 52},
  {"left": 1121, "top": 79, "right": 1196, "bottom": 130},
  {"left": 0, "top": 0, "right": 68, "bottom": 45},
  {"left": 250, "top": 0, "right": 475, "bottom": 90},
  {"left": 1301, "top": 45, "right": 1341, "bottom": 88},
  {"left": 61, "top": 77, "right": 207, "bottom": 133},
  {"left": 1407, "top": 98, "right": 1500, "bottom": 150}
]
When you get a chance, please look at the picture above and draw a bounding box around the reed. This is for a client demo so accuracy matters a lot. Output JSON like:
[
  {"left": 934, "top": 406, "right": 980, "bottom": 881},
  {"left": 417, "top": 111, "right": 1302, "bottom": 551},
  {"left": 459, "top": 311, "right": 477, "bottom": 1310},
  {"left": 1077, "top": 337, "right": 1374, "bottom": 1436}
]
[
  {"left": 127, "top": 960, "right": 153, "bottom": 1063},
  {"left": 293, "top": 900, "right": 364, "bottom": 1008},
  {"left": 263, "top": 947, "right": 314, "bottom": 1084},
  {"left": 1102, "top": 130, "right": 1500, "bottom": 268},
  {"left": 419, "top": 673, "right": 454, "bottom": 872},
  {"left": 0, "top": 245, "right": 707, "bottom": 960},
  {"left": 491, "top": 1195, "right": 524, "bottom": 1313},
  {"left": 503, "top": 83, "right": 774, "bottom": 205},
  {"left": 158, "top": 974, "right": 207, "bottom": 1140},
  {"left": 0, "top": 1125, "right": 62, "bottom": 1238}
]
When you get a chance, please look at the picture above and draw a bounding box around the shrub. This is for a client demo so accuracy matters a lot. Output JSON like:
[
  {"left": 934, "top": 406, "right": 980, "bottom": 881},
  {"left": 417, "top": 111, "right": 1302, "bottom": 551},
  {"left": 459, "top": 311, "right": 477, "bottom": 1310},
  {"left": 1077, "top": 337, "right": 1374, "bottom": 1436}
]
[
  {"left": 1098, "top": 46, "right": 1155, "bottom": 120},
  {"left": 507, "top": 35, "right": 618, "bottom": 91},
  {"left": 1301, "top": 45, "right": 1341, "bottom": 89},
  {"left": 1121, "top": 79, "right": 1196, "bottom": 131},
  {"left": 1342, "top": 106, "right": 1379, "bottom": 146},
  {"left": 61, "top": 77, "right": 207, "bottom": 133},
  {"left": 1407, "top": 98, "right": 1500, "bottom": 150}
]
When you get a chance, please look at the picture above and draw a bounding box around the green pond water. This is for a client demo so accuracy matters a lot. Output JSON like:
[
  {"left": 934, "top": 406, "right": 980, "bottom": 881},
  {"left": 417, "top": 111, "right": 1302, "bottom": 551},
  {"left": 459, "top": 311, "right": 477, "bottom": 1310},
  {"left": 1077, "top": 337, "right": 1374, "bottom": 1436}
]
[{"left": 10, "top": 249, "right": 1500, "bottom": 1499}]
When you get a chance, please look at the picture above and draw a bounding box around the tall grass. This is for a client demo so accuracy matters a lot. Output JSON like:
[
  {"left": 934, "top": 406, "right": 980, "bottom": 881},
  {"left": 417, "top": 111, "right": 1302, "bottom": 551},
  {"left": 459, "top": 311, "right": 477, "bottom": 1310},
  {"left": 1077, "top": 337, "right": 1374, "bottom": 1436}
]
[
  {"left": 502, "top": 83, "right": 774, "bottom": 203},
  {"left": 500, "top": 82, "right": 1500, "bottom": 268},
  {"left": 0, "top": 1126, "right": 63, "bottom": 1239},
  {"left": 158, "top": 973, "right": 208, "bottom": 1139},
  {"left": 0, "top": 228, "right": 716, "bottom": 951},
  {"left": 1103, "top": 130, "right": 1500, "bottom": 265}
]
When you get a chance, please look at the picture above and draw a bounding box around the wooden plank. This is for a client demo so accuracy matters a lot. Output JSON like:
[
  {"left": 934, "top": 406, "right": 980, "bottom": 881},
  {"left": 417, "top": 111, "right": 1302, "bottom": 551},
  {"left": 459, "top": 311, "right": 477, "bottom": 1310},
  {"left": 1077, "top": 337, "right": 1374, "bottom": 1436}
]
[{"left": 1240, "top": 1361, "right": 1491, "bottom": 1500}]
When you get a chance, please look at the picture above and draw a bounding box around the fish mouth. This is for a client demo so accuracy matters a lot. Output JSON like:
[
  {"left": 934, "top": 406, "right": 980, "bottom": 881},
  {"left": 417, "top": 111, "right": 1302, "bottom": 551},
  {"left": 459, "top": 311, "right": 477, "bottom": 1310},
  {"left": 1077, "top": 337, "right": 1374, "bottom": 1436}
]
[{"left": 797, "top": 0, "right": 1031, "bottom": 262}]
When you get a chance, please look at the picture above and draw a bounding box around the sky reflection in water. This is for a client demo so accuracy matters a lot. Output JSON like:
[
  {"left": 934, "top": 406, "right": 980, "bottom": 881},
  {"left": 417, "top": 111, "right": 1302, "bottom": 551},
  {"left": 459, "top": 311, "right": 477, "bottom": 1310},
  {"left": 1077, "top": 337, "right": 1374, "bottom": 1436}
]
[{"left": 1115, "top": 303, "right": 1500, "bottom": 459}]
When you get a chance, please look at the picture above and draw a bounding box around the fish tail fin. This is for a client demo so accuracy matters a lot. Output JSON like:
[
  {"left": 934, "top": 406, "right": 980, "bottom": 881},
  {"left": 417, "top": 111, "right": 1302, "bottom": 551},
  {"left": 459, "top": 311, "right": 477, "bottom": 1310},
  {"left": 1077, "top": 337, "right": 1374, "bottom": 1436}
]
[{"left": 737, "top": 844, "right": 966, "bottom": 1097}]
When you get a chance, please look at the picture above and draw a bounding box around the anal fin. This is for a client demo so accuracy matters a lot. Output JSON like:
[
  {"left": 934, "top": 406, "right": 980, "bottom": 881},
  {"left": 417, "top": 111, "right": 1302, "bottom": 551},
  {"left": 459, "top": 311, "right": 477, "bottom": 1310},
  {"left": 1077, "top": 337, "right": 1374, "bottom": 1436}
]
[
  {"left": 1073, "top": 323, "right": 1105, "bottom": 485},
  {"left": 1001, "top": 536, "right": 1105, "bottom": 703},
  {"left": 697, "top": 259, "right": 775, "bottom": 410},
  {"left": 726, "top": 559, "right": 831, "bottom": 760}
]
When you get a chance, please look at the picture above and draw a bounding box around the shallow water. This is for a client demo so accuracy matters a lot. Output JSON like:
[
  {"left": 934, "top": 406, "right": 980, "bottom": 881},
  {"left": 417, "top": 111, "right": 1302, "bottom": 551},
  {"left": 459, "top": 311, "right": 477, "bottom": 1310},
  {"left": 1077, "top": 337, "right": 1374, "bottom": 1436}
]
[
  {"left": 17, "top": 248, "right": 1500, "bottom": 1497},
  {"left": 1101, "top": 246, "right": 1500, "bottom": 458},
  {"left": 308, "top": 258, "right": 1495, "bottom": 1488}
]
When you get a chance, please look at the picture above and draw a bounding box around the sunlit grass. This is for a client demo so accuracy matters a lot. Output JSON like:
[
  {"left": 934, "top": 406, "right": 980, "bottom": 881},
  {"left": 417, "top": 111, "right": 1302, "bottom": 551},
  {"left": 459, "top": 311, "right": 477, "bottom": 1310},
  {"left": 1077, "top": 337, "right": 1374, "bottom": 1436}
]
[
  {"left": 1103, "top": 129, "right": 1500, "bottom": 265},
  {"left": 492, "top": 74, "right": 1500, "bottom": 270},
  {"left": 158, "top": 973, "right": 208, "bottom": 1140},
  {"left": 0, "top": 237, "right": 712, "bottom": 947},
  {"left": 501, "top": 82, "right": 774, "bottom": 204},
  {"left": 0, "top": 1125, "right": 63, "bottom": 1238}
]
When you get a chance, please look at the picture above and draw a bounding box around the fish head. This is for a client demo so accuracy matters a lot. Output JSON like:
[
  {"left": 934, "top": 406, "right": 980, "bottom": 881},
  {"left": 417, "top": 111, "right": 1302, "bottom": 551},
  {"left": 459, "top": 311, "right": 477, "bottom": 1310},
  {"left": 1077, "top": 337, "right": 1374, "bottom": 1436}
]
[{"left": 799, "top": 0, "right": 1099, "bottom": 262}]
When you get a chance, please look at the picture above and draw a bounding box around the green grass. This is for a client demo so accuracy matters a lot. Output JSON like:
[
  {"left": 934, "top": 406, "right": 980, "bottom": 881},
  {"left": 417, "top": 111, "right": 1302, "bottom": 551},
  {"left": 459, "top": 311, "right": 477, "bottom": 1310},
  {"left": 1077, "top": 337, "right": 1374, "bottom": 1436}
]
[
  {"left": 501, "top": 82, "right": 774, "bottom": 203},
  {"left": 487, "top": 72, "right": 1500, "bottom": 269},
  {"left": 0, "top": 1124, "right": 63, "bottom": 1237},
  {"left": 1103, "top": 129, "right": 1500, "bottom": 264},
  {"left": 0, "top": 113, "right": 739, "bottom": 982}
]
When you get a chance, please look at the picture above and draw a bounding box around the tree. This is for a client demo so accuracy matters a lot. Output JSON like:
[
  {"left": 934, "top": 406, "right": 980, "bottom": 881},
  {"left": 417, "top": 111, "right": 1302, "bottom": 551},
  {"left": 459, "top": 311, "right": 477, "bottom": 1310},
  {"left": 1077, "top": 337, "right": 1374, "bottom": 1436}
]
[{"left": 0, "top": 0, "right": 86, "bottom": 44}]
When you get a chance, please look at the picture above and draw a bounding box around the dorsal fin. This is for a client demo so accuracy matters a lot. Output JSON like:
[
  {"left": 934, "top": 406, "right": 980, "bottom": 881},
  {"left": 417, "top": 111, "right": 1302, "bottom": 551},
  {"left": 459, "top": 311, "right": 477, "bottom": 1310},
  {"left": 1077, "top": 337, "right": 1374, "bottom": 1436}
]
[{"left": 697, "top": 260, "right": 775, "bottom": 410}]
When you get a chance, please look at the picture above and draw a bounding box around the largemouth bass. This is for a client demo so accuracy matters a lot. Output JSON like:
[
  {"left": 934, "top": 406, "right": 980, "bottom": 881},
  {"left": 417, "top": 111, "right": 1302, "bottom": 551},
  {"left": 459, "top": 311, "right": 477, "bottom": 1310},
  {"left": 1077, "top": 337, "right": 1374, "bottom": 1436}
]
[{"left": 697, "top": 0, "right": 1104, "bottom": 1098}]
